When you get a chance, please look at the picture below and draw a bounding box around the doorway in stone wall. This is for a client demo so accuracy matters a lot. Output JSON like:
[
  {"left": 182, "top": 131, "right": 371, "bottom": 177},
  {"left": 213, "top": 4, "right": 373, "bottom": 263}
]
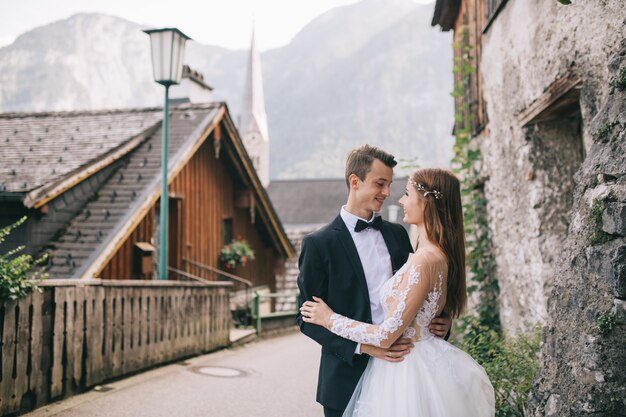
[
  {"left": 520, "top": 71, "right": 585, "bottom": 293},
  {"left": 526, "top": 115, "right": 584, "bottom": 237}
]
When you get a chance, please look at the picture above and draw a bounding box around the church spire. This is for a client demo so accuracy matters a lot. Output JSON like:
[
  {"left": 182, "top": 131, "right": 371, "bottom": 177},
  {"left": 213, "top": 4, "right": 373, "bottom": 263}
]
[{"left": 239, "top": 26, "right": 270, "bottom": 187}]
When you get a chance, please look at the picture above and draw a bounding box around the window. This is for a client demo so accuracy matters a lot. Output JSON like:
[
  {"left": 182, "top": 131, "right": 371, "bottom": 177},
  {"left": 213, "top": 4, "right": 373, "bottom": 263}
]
[
  {"left": 222, "top": 218, "right": 233, "bottom": 246},
  {"left": 484, "top": 0, "right": 508, "bottom": 32}
]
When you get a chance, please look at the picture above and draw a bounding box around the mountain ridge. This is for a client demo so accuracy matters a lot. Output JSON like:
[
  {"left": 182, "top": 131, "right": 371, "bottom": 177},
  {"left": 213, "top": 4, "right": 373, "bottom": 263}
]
[{"left": 0, "top": 2, "right": 453, "bottom": 178}]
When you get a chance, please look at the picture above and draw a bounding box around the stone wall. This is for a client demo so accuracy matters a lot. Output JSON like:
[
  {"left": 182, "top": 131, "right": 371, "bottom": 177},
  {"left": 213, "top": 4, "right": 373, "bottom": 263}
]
[
  {"left": 474, "top": 0, "right": 626, "bottom": 414},
  {"left": 274, "top": 224, "right": 322, "bottom": 311},
  {"left": 477, "top": 0, "right": 626, "bottom": 333},
  {"left": 531, "top": 40, "right": 626, "bottom": 415}
]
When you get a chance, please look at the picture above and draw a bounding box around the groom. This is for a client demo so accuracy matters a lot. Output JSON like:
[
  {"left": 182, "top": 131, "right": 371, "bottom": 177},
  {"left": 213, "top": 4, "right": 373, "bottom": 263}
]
[{"left": 297, "top": 145, "right": 451, "bottom": 417}]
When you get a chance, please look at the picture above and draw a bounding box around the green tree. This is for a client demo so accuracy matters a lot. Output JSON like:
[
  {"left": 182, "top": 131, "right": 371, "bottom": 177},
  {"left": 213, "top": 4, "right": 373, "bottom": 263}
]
[{"left": 0, "top": 217, "right": 47, "bottom": 302}]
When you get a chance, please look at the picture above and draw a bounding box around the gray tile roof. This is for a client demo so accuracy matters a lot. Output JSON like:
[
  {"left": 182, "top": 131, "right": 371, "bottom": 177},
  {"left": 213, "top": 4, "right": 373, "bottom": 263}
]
[
  {"left": 0, "top": 109, "right": 163, "bottom": 193},
  {"left": 267, "top": 178, "right": 409, "bottom": 226},
  {"left": 267, "top": 179, "right": 348, "bottom": 226},
  {"left": 46, "top": 104, "right": 220, "bottom": 278}
]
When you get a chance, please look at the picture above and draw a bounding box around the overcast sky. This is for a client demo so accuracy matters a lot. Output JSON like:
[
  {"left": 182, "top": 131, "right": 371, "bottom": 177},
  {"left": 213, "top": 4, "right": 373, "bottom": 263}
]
[{"left": 1, "top": 0, "right": 434, "bottom": 51}]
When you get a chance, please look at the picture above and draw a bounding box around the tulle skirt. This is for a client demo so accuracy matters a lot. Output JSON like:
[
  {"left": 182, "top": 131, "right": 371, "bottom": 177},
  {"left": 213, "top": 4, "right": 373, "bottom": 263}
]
[{"left": 343, "top": 336, "right": 495, "bottom": 417}]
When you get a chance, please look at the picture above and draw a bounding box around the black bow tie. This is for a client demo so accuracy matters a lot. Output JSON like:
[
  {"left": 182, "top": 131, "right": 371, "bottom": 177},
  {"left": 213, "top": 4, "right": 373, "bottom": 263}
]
[{"left": 354, "top": 216, "right": 383, "bottom": 232}]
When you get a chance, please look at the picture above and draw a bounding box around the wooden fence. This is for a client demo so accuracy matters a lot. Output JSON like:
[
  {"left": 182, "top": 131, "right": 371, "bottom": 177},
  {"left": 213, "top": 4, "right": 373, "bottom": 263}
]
[{"left": 0, "top": 279, "right": 232, "bottom": 416}]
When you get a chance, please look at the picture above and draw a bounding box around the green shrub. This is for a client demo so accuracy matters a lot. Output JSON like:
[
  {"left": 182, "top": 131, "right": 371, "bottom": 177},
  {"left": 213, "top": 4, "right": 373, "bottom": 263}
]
[
  {"left": 597, "top": 311, "right": 616, "bottom": 336},
  {"left": 588, "top": 199, "right": 605, "bottom": 225},
  {"left": 0, "top": 217, "right": 47, "bottom": 303},
  {"left": 454, "top": 318, "right": 541, "bottom": 417},
  {"left": 590, "top": 230, "right": 614, "bottom": 246},
  {"left": 592, "top": 121, "right": 617, "bottom": 142},
  {"left": 588, "top": 199, "right": 616, "bottom": 245},
  {"left": 611, "top": 67, "right": 626, "bottom": 91}
]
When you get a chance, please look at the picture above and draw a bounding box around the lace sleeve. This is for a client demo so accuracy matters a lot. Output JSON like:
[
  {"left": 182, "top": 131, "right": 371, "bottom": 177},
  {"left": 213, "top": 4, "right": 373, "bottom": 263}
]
[{"left": 328, "top": 253, "right": 444, "bottom": 348}]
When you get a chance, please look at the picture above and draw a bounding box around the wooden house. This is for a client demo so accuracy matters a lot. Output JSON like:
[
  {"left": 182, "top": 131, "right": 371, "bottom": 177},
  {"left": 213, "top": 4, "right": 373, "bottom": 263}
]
[{"left": 0, "top": 102, "right": 294, "bottom": 288}]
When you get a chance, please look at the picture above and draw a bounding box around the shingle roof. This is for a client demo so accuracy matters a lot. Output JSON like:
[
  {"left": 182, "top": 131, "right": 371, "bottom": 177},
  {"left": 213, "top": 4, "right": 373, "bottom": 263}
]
[
  {"left": 0, "top": 109, "right": 163, "bottom": 194},
  {"left": 46, "top": 104, "right": 220, "bottom": 278},
  {"left": 267, "top": 179, "right": 348, "bottom": 226},
  {"left": 267, "top": 178, "right": 409, "bottom": 226},
  {"left": 41, "top": 102, "right": 294, "bottom": 278}
]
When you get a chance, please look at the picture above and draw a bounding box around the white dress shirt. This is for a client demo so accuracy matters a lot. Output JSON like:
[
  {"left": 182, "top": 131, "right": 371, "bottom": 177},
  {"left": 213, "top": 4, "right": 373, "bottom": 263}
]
[{"left": 340, "top": 206, "right": 393, "bottom": 354}]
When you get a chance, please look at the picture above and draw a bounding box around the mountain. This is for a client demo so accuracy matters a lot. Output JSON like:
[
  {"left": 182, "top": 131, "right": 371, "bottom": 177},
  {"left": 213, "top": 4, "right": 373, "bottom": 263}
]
[
  {"left": 0, "top": 14, "right": 161, "bottom": 110},
  {"left": 0, "top": 0, "right": 453, "bottom": 179}
]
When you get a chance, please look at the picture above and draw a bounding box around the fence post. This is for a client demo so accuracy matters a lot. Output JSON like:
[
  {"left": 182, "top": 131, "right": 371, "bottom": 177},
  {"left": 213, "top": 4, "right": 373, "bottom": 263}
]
[{"left": 252, "top": 291, "right": 261, "bottom": 335}]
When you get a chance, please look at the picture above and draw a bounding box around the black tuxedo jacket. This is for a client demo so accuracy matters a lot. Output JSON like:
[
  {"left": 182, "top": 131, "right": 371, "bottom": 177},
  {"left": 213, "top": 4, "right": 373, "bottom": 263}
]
[{"left": 296, "top": 214, "right": 413, "bottom": 411}]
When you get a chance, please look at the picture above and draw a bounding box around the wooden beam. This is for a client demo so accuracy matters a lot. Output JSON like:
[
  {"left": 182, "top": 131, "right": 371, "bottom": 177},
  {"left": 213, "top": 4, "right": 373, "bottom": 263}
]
[{"left": 518, "top": 71, "right": 582, "bottom": 127}]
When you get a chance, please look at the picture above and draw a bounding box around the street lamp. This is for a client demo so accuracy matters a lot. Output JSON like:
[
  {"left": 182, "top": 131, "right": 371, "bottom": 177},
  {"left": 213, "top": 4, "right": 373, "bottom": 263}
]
[{"left": 144, "top": 27, "right": 191, "bottom": 280}]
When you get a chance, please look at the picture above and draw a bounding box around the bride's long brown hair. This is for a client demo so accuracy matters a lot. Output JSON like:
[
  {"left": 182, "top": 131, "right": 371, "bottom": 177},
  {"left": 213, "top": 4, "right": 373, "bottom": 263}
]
[{"left": 411, "top": 168, "right": 467, "bottom": 318}]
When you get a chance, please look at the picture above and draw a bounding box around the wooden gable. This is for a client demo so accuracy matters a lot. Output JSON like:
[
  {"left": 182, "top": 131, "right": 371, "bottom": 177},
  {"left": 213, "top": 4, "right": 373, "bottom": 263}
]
[{"left": 90, "top": 104, "right": 293, "bottom": 288}]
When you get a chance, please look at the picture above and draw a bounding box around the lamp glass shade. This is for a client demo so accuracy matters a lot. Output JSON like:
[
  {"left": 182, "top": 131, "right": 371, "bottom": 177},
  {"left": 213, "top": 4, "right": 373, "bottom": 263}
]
[{"left": 144, "top": 28, "right": 191, "bottom": 86}]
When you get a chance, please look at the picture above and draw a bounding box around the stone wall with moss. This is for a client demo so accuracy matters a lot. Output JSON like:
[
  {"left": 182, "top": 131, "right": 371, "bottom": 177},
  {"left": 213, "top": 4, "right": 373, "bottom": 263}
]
[
  {"left": 477, "top": 0, "right": 625, "bottom": 334},
  {"left": 530, "top": 40, "right": 626, "bottom": 416},
  {"left": 471, "top": 0, "right": 625, "bottom": 414}
]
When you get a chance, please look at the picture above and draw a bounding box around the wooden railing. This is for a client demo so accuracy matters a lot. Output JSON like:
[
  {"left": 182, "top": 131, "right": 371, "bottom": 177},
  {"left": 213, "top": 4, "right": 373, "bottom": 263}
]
[
  {"left": 0, "top": 279, "right": 232, "bottom": 416},
  {"left": 182, "top": 258, "right": 253, "bottom": 288},
  {"left": 181, "top": 259, "right": 255, "bottom": 326},
  {"left": 251, "top": 291, "right": 300, "bottom": 335}
]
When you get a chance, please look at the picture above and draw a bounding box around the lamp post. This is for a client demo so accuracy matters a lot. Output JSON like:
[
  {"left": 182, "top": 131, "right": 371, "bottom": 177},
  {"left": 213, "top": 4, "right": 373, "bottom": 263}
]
[{"left": 144, "top": 28, "right": 191, "bottom": 280}]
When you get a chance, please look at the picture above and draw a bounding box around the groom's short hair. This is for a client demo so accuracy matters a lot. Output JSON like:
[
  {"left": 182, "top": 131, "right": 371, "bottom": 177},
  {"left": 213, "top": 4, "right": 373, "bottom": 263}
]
[{"left": 345, "top": 145, "right": 397, "bottom": 188}]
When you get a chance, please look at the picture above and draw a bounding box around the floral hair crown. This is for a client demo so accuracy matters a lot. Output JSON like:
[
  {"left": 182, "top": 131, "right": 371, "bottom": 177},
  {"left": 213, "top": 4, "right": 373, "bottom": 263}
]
[{"left": 409, "top": 178, "right": 443, "bottom": 200}]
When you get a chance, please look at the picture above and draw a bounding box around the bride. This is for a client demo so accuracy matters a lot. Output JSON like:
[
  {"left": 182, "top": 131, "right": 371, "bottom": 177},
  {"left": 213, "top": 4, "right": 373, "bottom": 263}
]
[{"left": 300, "top": 168, "right": 495, "bottom": 417}]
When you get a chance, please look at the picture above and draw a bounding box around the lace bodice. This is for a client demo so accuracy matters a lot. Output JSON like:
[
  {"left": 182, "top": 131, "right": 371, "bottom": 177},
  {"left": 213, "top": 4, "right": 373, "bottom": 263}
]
[
  {"left": 387, "top": 262, "right": 444, "bottom": 340},
  {"left": 329, "top": 249, "right": 447, "bottom": 348}
]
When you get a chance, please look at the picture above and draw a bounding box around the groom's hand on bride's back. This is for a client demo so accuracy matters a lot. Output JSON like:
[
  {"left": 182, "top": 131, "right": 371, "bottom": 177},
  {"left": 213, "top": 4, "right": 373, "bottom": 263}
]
[
  {"left": 361, "top": 338, "right": 414, "bottom": 362},
  {"left": 429, "top": 316, "right": 452, "bottom": 338}
]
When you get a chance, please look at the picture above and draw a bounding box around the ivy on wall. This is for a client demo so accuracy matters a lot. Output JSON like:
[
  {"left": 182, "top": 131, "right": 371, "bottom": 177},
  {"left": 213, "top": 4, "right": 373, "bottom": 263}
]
[
  {"left": 451, "top": 27, "right": 501, "bottom": 333},
  {"left": 448, "top": 27, "right": 541, "bottom": 416}
]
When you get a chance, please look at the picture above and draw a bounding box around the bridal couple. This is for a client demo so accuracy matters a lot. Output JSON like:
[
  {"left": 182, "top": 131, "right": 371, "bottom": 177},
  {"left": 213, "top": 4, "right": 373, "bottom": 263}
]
[{"left": 297, "top": 145, "right": 495, "bottom": 417}]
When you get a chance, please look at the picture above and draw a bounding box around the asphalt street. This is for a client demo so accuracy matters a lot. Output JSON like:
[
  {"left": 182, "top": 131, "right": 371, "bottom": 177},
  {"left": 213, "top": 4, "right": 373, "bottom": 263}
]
[{"left": 25, "top": 330, "right": 323, "bottom": 417}]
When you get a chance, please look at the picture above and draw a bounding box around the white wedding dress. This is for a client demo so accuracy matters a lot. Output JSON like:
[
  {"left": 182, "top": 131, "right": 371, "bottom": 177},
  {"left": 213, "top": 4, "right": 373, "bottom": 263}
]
[{"left": 329, "top": 249, "right": 495, "bottom": 417}]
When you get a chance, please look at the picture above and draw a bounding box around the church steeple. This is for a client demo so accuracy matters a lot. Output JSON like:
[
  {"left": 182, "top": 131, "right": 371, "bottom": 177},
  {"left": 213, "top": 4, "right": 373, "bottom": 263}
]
[{"left": 239, "top": 27, "right": 269, "bottom": 187}]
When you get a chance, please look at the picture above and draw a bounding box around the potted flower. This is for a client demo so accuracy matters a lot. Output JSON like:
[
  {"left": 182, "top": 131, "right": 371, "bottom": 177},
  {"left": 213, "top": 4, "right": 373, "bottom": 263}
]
[{"left": 219, "top": 239, "right": 255, "bottom": 270}]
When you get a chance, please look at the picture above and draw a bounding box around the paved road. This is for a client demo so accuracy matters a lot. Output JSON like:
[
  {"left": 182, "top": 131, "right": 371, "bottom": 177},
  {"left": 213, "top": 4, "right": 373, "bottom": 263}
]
[{"left": 26, "top": 330, "right": 323, "bottom": 417}]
